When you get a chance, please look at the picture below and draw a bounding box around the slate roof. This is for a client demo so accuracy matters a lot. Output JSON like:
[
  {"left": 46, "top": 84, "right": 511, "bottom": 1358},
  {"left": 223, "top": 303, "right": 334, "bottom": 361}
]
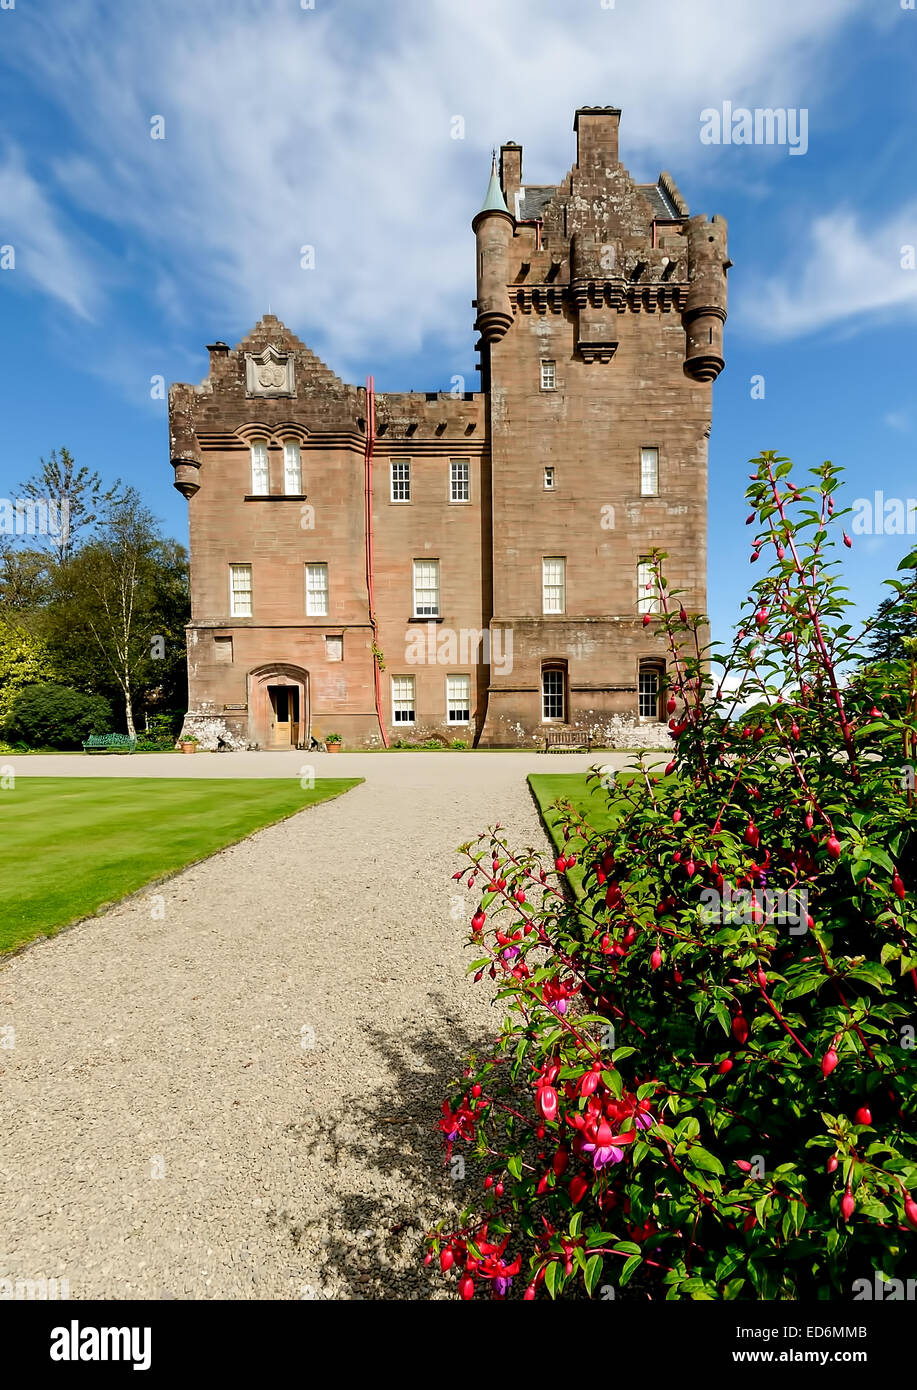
[
  {"left": 637, "top": 183, "right": 682, "bottom": 219},
  {"left": 515, "top": 182, "right": 683, "bottom": 224},
  {"left": 516, "top": 186, "right": 557, "bottom": 222}
]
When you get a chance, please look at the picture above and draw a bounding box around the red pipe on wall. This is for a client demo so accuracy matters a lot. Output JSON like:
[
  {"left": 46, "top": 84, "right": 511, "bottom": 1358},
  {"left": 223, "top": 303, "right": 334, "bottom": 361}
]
[{"left": 364, "top": 375, "right": 389, "bottom": 747}]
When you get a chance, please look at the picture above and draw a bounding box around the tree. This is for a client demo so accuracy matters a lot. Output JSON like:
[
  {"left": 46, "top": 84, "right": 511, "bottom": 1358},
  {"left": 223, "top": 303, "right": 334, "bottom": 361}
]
[
  {"left": 17, "top": 447, "right": 121, "bottom": 564},
  {"left": 0, "top": 539, "right": 54, "bottom": 611},
  {"left": 0, "top": 621, "right": 55, "bottom": 725},
  {"left": 46, "top": 490, "right": 188, "bottom": 738},
  {"left": 3, "top": 683, "right": 112, "bottom": 750}
]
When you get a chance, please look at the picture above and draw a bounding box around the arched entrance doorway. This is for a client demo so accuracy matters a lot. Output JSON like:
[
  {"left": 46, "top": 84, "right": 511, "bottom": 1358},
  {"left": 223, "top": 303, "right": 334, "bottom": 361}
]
[{"left": 248, "top": 664, "right": 310, "bottom": 749}]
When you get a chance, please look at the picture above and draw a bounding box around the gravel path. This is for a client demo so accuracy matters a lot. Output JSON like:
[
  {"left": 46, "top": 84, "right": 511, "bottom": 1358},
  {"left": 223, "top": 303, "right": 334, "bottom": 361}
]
[{"left": 0, "top": 752, "right": 637, "bottom": 1300}]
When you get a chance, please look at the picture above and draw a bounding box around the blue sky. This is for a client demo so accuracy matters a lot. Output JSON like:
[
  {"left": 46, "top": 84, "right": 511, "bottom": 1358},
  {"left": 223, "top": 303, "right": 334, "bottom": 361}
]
[{"left": 1, "top": 0, "right": 916, "bottom": 645}]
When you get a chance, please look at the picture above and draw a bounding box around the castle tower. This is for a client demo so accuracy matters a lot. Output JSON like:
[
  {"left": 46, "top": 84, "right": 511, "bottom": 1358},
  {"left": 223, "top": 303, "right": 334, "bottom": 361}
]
[{"left": 477, "top": 105, "right": 729, "bottom": 745}]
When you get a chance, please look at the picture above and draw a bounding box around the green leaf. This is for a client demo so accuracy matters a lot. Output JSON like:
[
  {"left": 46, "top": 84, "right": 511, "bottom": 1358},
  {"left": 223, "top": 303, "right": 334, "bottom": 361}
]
[
  {"left": 688, "top": 1147, "right": 725, "bottom": 1175},
  {"left": 619, "top": 1254, "right": 642, "bottom": 1287},
  {"left": 584, "top": 1254, "right": 604, "bottom": 1296}
]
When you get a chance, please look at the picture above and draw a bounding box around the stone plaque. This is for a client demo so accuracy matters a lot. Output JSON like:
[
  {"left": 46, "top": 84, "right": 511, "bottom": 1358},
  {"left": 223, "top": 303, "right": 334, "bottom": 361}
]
[{"left": 245, "top": 346, "right": 295, "bottom": 397}]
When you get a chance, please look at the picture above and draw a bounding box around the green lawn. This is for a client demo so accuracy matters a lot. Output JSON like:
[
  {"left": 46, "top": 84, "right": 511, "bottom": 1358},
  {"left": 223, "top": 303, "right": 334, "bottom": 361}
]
[
  {"left": 0, "top": 777, "right": 362, "bottom": 954},
  {"left": 528, "top": 770, "right": 674, "bottom": 898}
]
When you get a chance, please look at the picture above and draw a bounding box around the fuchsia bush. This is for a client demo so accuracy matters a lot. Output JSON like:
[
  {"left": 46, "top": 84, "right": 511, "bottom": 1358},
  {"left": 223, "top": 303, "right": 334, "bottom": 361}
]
[{"left": 426, "top": 453, "right": 917, "bottom": 1300}]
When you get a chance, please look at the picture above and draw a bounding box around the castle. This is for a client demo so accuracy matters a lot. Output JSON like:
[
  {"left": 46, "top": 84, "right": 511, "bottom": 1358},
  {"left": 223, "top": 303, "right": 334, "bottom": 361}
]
[{"left": 169, "top": 106, "right": 729, "bottom": 750}]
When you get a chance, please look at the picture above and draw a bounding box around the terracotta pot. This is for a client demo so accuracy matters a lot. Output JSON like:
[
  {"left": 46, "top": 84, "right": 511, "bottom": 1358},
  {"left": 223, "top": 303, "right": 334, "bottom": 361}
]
[
  {"left": 180, "top": 742, "right": 197, "bottom": 754},
  {"left": 325, "top": 742, "right": 342, "bottom": 753}
]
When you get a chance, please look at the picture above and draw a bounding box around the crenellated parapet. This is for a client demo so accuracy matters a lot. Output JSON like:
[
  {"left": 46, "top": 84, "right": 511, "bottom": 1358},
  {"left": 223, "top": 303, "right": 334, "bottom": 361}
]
[{"left": 472, "top": 110, "right": 729, "bottom": 380}]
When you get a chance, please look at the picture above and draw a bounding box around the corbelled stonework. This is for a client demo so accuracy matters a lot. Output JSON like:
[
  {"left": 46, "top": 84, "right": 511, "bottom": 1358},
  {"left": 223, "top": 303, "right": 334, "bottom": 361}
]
[{"left": 170, "top": 108, "right": 729, "bottom": 749}]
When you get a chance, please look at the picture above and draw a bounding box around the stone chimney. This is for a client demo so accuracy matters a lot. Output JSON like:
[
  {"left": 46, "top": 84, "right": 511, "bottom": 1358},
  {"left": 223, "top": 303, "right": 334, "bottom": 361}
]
[
  {"left": 500, "top": 142, "right": 523, "bottom": 211},
  {"left": 574, "top": 106, "right": 621, "bottom": 167}
]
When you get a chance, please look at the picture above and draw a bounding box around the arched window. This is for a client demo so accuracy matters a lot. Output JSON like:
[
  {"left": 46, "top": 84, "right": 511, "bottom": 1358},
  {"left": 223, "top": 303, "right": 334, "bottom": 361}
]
[
  {"left": 638, "top": 661, "right": 664, "bottom": 722},
  {"left": 283, "top": 440, "right": 302, "bottom": 495},
  {"left": 251, "top": 442, "right": 269, "bottom": 494},
  {"left": 542, "top": 661, "right": 567, "bottom": 723}
]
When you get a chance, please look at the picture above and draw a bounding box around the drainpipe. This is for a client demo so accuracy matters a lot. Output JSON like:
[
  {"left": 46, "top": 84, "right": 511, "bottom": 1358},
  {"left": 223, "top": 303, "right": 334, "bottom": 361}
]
[{"left": 364, "top": 375, "right": 390, "bottom": 747}]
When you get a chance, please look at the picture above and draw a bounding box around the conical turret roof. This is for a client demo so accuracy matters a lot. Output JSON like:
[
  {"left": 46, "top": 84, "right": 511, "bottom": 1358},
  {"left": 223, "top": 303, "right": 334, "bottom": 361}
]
[{"left": 478, "top": 153, "right": 510, "bottom": 215}]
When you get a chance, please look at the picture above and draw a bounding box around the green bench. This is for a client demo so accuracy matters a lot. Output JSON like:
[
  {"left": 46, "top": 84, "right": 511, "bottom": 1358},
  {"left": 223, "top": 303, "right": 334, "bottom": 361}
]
[{"left": 82, "top": 733, "right": 137, "bottom": 755}]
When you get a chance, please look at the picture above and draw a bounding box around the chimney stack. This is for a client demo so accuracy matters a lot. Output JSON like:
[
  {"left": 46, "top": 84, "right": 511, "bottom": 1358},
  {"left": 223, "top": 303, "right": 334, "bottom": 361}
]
[
  {"left": 574, "top": 106, "right": 621, "bottom": 167},
  {"left": 500, "top": 142, "right": 523, "bottom": 212}
]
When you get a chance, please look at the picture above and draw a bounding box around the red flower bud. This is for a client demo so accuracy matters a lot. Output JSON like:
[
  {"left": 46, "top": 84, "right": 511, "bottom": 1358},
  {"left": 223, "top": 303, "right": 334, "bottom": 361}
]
[
  {"left": 735, "top": 1159, "right": 753, "bottom": 1173},
  {"left": 843, "top": 533, "right": 852, "bottom": 548},
  {"left": 827, "top": 1155, "right": 838, "bottom": 1173},
  {"left": 821, "top": 1047, "right": 839, "bottom": 1078},
  {"left": 826, "top": 835, "right": 841, "bottom": 860},
  {"left": 459, "top": 1274, "right": 475, "bottom": 1299},
  {"left": 905, "top": 1197, "right": 917, "bottom": 1230},
  {"left": 893, "top": 873, "right": 906, "bottom": 901},
  {"left": 642, "top": 613, "right": 652, "bottom": 627},
  {"left": 717, "top": 1058, "right": 733, "bottom": 1074},
  {"left": 841, "top": 1188, "right": 855, "bottom": 1222},
  {"left": 440, "top": 1248, "right": 454, "bottom": 1272},
  {"left": 537, "top": 1086, "right": 559, "bottom": 1123},
  {"left": 732, "top": 1015, "right": 749, "bottom": 1045},
  {"left": 854, "top": 1107, "right": 872, "bottom": 1126},
  {"left": 651, "top": 947, "right": 662, "bottom": 971},
  {"left": 471, "top": 911, "right": 486, "bottom": 933},
  {"left": 569, "top": 1174, "right": 589, "bottom": 1204}
]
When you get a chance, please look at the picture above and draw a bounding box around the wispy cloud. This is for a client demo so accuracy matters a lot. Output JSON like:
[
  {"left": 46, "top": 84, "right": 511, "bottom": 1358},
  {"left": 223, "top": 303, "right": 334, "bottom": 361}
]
[
  {"left": 740, "top": 207, "right": 917, "bottom": 340},
  {"left": 0, "top": 143, "right": 99, "bottom": 318},
  {"left": 3, "top": 0, "right": 874, "bottom": 373}
]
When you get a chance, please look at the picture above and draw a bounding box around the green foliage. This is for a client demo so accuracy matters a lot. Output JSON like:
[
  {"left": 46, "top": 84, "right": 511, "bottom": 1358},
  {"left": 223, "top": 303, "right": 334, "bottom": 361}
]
[
  {"left": 0, "top": 622, "right": 56, "bottom": 724},
  {"left": 3, "top": 683, "right": 113, "bottom": 750},
  {"left": 428, "top": 454, "right": 917, "bottom": 1301}
]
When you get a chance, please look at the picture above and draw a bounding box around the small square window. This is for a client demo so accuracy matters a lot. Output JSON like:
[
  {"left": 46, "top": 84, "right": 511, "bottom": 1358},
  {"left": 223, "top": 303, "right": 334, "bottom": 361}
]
[
  {"left": 214, "top": 635, "right": 233, "bottom": 664},
  {"left": 391, "top": 459, "right": 411, "bottom": 502},
  {"left": 544, "top": 466, "right": 556, "bottom": 490},
  {"left": 450, "top": 460, "right": 470, "bottom": 503},
  {"left": 541, "top": 360, "right": 556, "bottom": 391},
  {"left": 325, "top": 635, "right": 343, "bottom": 662}
]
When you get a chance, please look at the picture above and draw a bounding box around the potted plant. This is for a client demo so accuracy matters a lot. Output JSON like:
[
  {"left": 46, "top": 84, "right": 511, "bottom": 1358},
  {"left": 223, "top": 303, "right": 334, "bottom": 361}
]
[
  {"left": 179, "top": 733, "right": 199, "bottom": 754},
  {"left": 325, "top": 732, "right": 342, "bottom": 753}
]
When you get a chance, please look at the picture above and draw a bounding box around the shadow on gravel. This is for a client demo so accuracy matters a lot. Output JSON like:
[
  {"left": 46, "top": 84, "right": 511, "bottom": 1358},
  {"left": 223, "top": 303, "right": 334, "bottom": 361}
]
[{"left": 290, "top": 991, "right": 490, "bottom": 1301}]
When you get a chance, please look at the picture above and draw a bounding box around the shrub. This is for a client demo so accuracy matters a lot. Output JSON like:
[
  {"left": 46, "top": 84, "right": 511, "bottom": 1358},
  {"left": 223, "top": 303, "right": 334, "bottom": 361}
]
[
  {"left": 427, "top": 454, "right": 917, "bottom": 1300},
  {"left": 3, "top": 683, "right": 113, "bottom": 750}
]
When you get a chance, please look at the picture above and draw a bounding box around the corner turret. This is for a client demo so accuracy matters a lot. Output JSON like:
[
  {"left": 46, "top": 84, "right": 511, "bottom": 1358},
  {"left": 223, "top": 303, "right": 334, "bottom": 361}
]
[
  {"left": 682, "top": 214, "right": 730, "bottom": 383},
  {"left": 472, "top": 155, "right": 514, "bottom": 344}
]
